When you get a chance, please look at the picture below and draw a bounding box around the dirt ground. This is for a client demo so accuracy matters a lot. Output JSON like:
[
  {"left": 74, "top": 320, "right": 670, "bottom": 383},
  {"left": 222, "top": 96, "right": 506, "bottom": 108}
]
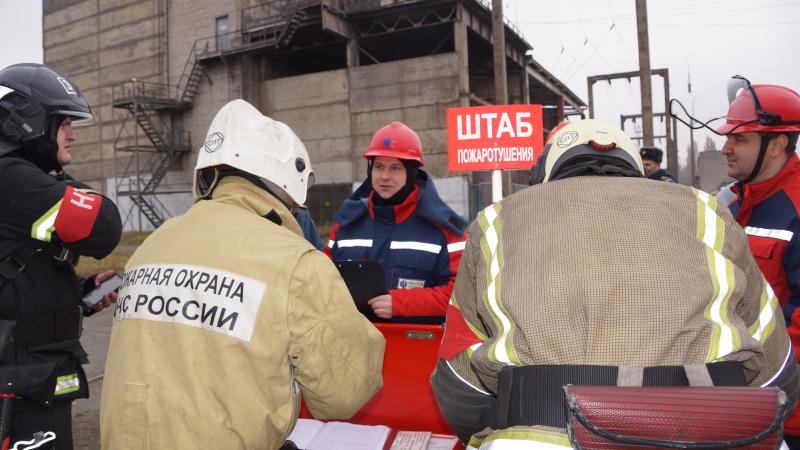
[{"left": 71, "top": 307, "right": 114, "bottom": 449}]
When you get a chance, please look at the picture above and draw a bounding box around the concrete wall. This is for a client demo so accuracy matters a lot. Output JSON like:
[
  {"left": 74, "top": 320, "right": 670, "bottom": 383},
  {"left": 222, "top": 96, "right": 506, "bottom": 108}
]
[
  {"left": 260, "top": 52, "right": 462, "bottom": 185},
  {"left": 43, "top": 0, "right": 167, "bottom": 192},
  {"left": 260, "top": 52, "right": 467, "bottom": 218},
  {"left": 697, "top": 150, "right": 734, "bottom": 194},
  {"left": 349, "top": 53, "right": 461, "bottom": 180},
  {"left": 261, "top": 69, "right": 353, "bottom": 185}
]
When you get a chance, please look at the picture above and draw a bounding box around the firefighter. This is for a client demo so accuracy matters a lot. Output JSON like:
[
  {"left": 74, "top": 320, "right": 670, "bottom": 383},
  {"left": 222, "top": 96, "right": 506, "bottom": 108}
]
[
  {"left": 431, "top": 119, "right": 799, "bottom": 448},
  {"left": 714, "top": 78, "right": 800, "bottom": 447},
  {"left": 325, "top": 121, "right": 467, "bottom": 320},
  {"left": 0, "top": 63, "right": 122, "bottom": 449},
  {"left": 100, "top": 99, "right": 385, "bottom": 450}
]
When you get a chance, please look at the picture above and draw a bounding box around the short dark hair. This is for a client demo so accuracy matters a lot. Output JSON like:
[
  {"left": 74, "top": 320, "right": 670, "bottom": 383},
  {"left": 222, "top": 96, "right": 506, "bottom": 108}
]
[
  {"left": 639, "top": 146, "right": 663, "bottom": 163},
  {"left": 764, "top": 132, "right": 799, "bottom": 155},
  {"left": 786, "top": 132, "right": 799, "bottom": 154}
]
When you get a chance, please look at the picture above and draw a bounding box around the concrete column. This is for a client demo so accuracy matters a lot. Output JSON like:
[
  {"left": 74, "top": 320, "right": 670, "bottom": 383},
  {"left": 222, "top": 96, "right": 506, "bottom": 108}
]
[
  {"left": 454, "top": 3, "right": 469, "bottom": 107},
  {"left": 239, "top": 54, "right": 260, "bottom": 107},
  {"left": 636, "top": 0, "right": 654, "bottom": 146},
  {"left": 347, "top": 38, "right": 359, "bottom": 68}
]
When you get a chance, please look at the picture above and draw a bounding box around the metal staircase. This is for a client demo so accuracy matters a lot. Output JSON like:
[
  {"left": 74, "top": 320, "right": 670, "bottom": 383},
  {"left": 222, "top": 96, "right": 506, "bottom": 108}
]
[
  {"left": 112, "top": 51, "right": 198, "bottom": 229},
  {"left": 195, "top": 0, "right": 319, "bottom": 60},
  {"left": 178, "top": 42, "right": 204, "bottom": 104}
]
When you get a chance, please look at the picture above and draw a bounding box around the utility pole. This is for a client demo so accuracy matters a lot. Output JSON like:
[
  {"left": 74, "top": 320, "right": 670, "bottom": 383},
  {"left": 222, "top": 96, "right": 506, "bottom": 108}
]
[
  {"left": 635, "top": 0, "right": 654, "bottom": 146},
  {"left": 587, "top": 68, "right": 678, "bottom": 180},
  {"left": 491, "top": 0, "right": 507, "bottom": 202},
  {"left": 689, "top": 98, "right": 697, "bottom": 186}
]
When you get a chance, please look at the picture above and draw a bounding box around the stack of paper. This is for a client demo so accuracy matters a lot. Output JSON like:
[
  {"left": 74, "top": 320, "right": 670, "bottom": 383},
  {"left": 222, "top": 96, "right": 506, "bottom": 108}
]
[{"left": 286, "top": 419, "right": 390, "bottom": 450}]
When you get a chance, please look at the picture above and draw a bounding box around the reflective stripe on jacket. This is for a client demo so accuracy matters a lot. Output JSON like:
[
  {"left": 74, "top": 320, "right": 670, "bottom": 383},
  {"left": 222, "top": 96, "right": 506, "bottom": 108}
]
[
  {"left": 0, "top": 156, "right": 122, "bottom": 405},
  {"left": 325, "top": 171, "right": 467, "bottom": 317},
  {"left": 730, "top": 153, "right": 800, "bottom": 435},
  {"left": 433, "top": 176, "right": 796, "bottom": 443}
]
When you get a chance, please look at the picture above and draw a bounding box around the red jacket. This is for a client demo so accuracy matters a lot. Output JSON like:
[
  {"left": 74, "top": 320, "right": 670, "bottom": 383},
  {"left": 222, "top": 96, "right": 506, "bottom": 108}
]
[{"left": 729, "top": 154, "right": 800, "bottom": 434}]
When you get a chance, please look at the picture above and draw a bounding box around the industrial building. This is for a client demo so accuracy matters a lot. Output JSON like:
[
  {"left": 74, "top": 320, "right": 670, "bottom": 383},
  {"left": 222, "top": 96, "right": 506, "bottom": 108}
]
[{"left": 43, "top": 0, "right": 585, "bottom": 230}]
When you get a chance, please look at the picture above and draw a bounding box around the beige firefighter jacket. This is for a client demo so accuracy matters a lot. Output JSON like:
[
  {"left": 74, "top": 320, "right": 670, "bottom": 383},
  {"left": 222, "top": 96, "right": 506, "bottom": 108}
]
[
  {"left": 433, "top": 176, "right": 796, "bottom": 449},
  {"left": 100, "top": 177, "right": 385, "bottom": 450}
]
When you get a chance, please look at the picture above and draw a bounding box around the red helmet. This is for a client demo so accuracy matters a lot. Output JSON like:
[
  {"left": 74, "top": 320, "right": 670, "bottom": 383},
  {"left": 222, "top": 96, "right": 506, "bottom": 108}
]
[
  {"left": 364, "top": 121, "right": 424, "bottom": 166},
  {"left": 716, "top": 83, "right": 800, "bottom": 135}
]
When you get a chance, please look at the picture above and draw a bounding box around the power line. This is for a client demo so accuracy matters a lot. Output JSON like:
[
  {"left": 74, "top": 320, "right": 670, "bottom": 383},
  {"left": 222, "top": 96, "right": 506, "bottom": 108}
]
[
  {"left": 650, "top": 21, "right": 800, "bottom": 26},
  {"left": 609, "top": 0, "right": 637, "bottom": 67},
  {"left": 534, "top": 0, "right": 583, "bottom": 80},
  {"left": 564, "top": 23, "right": 616, "bottom": 83},
  {"left": 518, "top": 1, "right": 800, "bottom": 24}
]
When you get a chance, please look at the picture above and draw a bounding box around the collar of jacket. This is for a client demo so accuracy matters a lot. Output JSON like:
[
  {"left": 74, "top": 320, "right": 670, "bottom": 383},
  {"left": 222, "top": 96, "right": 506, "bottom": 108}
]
[
  {"left": 209, "top": 176, "right": 303, "bottom": 238},
  {"left": 731, "top": 153, "right": 800, "bottom": 206},
  {"left": 368, "top": 186, "right": 419, "bottom": 223},
  {"left": 333, "top": 169, "right": 467, "bottom": 235}
]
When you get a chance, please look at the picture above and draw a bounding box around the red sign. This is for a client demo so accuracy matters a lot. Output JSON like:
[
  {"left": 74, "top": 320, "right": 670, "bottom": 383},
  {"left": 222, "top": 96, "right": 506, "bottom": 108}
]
[{"left": 447, "top": 105, "right": 544, "bottom": 171}]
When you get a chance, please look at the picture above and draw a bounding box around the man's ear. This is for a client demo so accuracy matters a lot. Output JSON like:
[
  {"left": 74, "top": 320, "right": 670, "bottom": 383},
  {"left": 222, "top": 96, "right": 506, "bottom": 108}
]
[{"left": 768, "top": 133, "right": 789, "bottom": 157}]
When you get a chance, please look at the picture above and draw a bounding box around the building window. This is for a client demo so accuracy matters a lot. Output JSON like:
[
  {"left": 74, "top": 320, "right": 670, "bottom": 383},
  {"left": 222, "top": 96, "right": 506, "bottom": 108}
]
[{"left": 216, "top": 15, "right": 230, "bottom": 52}]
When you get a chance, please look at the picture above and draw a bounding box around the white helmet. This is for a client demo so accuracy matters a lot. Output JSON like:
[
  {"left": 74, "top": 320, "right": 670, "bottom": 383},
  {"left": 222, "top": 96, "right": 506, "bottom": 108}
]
[
  {"left": 193, "top": 99, "right": 314, "bottom": 205},
  {"left": 539, "top": 119, "right": 643, "bottom": 183}
]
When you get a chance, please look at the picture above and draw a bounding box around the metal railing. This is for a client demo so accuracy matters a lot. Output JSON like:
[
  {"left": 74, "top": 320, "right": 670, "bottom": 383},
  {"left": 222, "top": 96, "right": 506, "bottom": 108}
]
[
  {"left": 473, "top": 0, "right": 525, "bottom": 39},
  {"left": 196, "top": 0, "right": 316, "bottom": 59},
  {"left": 112, "top": 79, "right": 182, "bottom": 103}
]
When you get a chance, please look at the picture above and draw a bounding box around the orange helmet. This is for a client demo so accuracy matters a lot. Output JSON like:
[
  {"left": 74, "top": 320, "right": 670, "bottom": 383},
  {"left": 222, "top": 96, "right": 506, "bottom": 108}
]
[
  {"left": 364, "top": 121, "right": 424, "bottom": 166},
  {"left": 716, "top": 78, "right": 800, "bottom": 135}
]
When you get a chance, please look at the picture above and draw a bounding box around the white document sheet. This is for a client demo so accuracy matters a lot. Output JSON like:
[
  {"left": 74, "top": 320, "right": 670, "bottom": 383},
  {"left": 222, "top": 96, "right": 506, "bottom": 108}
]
[
  {"left": 286, "top": 419, "right": 325, "bottom": 449},
  {"left": 307, "top": 421, "right": 390, "bottom": 450}
]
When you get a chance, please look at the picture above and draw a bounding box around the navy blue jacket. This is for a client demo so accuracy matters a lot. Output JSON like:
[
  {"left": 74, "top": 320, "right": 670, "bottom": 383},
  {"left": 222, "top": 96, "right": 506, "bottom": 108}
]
[
  {"left": 325, "top": 171, "right": 467, "bottom": 316},
  {"left": 647, "top": 168, "right": 676, "bottom": 182}
]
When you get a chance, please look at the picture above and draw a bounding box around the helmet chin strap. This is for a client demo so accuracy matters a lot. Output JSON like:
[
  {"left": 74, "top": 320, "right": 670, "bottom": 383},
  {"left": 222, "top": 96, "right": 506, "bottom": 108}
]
[{"left": 739, "top": 134, "right": 771, "bottom": 185}]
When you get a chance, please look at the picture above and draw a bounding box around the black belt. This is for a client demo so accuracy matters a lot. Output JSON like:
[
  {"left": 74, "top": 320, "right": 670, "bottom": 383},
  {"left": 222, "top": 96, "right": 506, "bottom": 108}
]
[
  {"left": 494, "top": 362, "right": 747, "bottom": 430},
  {"left": 14, "top": 307, "right": 82, "bottom": 349},
  {"left": 0, "top": 244, "right": 77, "bottom": 283}
]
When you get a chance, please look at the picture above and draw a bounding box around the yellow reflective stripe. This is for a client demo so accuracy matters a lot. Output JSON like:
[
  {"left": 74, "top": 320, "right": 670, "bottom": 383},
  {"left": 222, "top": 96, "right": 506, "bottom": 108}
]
[
  {"left": 478, "top": 203, "right": 520, "bottom": 365},
  {"left": 693, "top": 189, "right": 740, "bottom": 361},
  {"left": 31, "top": 200, "right": 62, "bottom": 242},
  {"left": 479, "top": 429, "right": 571, "bottom": 449},
  {"left": 749, "top": 280, "right": 778, "bottom": 343},
  {"left": 54, "top": 373, "right": 79, "bottom": 395},
  {"left": 468, "top": 436, "right": 484, "bottom": 449},
  {"left": 449, "top": 293, "right": 488, "bottom": 342}
]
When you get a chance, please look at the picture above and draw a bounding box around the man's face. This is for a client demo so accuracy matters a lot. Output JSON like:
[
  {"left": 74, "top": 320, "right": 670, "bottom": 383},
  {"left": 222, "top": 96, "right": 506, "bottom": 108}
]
[
  {"left": 720, "top": 132, "right": 761, "bottom": 181},
  {"left": 642, "top": 159, "right": 660, "bottom": 177},
  {"left": 56, "top": 118, "right": 76, "bottom": 167},
  {"left": 371, "top": 156, "right": 407, "bottom": 199}
]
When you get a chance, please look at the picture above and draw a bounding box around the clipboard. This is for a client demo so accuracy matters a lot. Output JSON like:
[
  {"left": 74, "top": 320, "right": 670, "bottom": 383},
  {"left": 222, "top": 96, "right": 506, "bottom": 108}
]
[{"left": 335, "top": 260, "right": 388, "bottom": 322}]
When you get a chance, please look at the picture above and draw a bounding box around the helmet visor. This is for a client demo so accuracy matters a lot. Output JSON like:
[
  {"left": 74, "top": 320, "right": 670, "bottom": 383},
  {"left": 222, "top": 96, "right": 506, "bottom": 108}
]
[
  {"left": 720, "top": 75, "right": 800, "bottom": 134},
  {"left": 56, "top": 109, "right": 94, "bottom": 127},
  {"left": 721, "top": 76, "right": 760, "bottom": 133}
]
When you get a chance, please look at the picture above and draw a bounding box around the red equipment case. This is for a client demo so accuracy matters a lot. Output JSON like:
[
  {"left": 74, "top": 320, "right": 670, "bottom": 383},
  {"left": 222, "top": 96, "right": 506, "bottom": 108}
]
[{"left": 300, "top": 323, "right": 461, "bottom": 447}]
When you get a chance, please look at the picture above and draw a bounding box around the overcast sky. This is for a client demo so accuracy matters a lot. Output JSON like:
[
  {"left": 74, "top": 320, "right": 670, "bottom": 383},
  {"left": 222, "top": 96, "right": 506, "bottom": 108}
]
[
  {"left": 514, "top": 0, "right": 800, "bottom": 165},
  {"left": 1, "top": 0, "right": 798, "bottom": 169}
]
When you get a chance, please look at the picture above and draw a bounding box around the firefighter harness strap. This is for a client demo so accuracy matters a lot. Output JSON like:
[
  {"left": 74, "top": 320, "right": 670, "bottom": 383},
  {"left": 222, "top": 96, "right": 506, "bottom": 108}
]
[{"left": 493, "top": 361, "right": 747, "bottom": 429}]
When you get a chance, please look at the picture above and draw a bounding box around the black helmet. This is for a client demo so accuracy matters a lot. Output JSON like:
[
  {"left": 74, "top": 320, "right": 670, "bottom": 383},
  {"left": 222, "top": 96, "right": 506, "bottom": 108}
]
[{"left": 0, "top": 63, "right": 93, "bottom": 163}]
